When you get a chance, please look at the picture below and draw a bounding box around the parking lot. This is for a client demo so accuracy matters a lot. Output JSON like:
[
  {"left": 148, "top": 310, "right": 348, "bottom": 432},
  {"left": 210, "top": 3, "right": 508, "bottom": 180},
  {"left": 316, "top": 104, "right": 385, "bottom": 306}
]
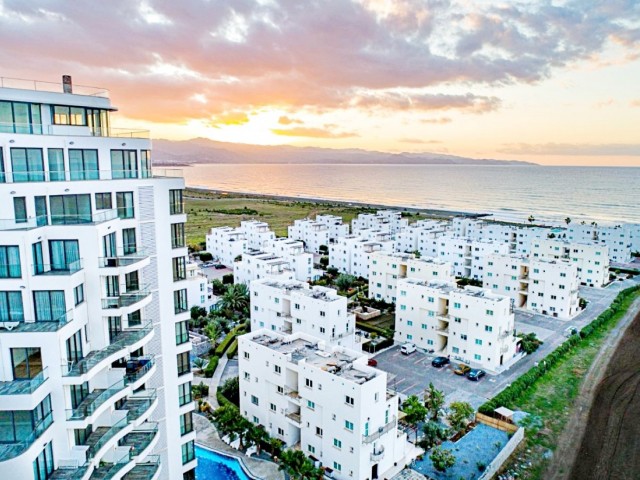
[{"left": 373, "top": 277, "right": 640, "bottom": 410}]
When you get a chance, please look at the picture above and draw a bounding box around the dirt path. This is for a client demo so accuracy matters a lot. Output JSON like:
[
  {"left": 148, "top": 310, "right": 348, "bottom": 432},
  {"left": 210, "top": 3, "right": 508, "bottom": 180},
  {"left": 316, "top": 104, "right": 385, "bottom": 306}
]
[{"left": 547, "top": 296, "right": 640, "bottom": 480}]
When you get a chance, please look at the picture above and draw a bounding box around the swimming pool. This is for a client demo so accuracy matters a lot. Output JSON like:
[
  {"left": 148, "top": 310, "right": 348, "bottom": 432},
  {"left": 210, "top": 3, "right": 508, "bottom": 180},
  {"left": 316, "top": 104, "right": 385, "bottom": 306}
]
[{"left": 195, "top": 444, "right": 254, "bottom": 480}]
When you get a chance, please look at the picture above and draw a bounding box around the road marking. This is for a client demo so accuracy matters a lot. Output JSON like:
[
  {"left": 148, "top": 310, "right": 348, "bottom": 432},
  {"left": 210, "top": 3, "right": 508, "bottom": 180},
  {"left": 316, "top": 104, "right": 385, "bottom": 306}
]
[
  {"left": 413, "top": 356, "right": 423, "bottom": 365},
  {"left": 402, "top": 382, "right": 419, "bottom": 393}
]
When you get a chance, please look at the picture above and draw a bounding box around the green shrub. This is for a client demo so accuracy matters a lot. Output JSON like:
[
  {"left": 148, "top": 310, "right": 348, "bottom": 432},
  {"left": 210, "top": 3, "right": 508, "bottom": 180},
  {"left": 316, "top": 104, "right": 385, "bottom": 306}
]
[
  {"left": 204, "top": 355, "right": 219, "bottom": 378},
  {"left": 215, "top": 324, "right": 245, "bottom": 356},
  {"left": 227, "top": 339, "right": 239, "bottom": 358}
]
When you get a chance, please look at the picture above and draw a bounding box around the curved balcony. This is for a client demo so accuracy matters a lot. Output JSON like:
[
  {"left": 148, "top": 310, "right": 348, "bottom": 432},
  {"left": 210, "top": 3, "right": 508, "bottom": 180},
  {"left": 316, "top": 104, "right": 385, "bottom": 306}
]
[
  {"left": 85, "top": 417, "right": 130, "bottom": 462},
  {"left": 0, "top": 308, "right": 74, "bottom": 333},
  {"left": 67, "top": 379, "right": 129, "bottom": 422},
  {"left": 123, "top": 456, "right": 161, "bottom": 480},
  {"left": 370, "top": 445, "right": 385, "bottom": 462},
  {"left": 0, "top": 367, "right": 49, "bottom": 396},
  {"left": 88, "top": 451, "right": 132, "bottom": 480},
  {"left": 99, "top": 250, "right": 150, "bottom": 275},
  {"left": 101, "top": 287, "right": 152, "bottom": 314},
  {"left": 121, "top": 423, "right": 159, "bottom": 459},
  {"left": 0, "top": 411, "right": 53, "bottom": 461},
  {"left": 117, "top": 390, "right": 158, "bottom": 425},
  {"left": 123, "top": 356, "right": 156, "bottom": 390}
]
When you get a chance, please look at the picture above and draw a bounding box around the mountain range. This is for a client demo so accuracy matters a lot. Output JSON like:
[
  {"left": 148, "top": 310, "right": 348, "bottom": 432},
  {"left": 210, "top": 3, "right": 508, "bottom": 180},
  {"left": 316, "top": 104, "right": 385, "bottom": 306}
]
[{"left": 151, "top": 138, "right": 536, "bottom": 166}]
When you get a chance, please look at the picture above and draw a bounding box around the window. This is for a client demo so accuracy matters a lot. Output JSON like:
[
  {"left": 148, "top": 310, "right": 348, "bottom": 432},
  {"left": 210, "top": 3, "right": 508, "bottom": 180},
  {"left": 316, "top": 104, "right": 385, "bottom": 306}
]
[
  {"left": 116, "top": 192, "right": 134, "bottom": 219},
  {"left": 122, "top": 228, "right": 137, "bottom": 254},
  {"left": 13, "top": 197, "right": 27, "bottom": 224},
  {"left": 333, "top": 438, "right": 342, "bottom": 449},
  {"left": 180, "top": 411, "right": 194, "bottom": 436},
  {"left": 52, "top": 105, "right": 87, "bottom": 125},
  {"left": 307, "top": 400, "right": 315, "bottom": 410},
  {"left": 407, "top": 334, "right": 413, "bottom": 340},
  {"left": 484, "top": 325, "right": 493, "bottom": 332},
  {"left": 474, "top": 354, "right": 481, "bottom": 360},
  {"left": 174, "top": 289, "right": 188, "bottom": 314},
  {"left": 486, "top": 309, "right": 494, "bottom": 316},
  {"left": 47, "top": 148, "right": 65, "bottom": 181},
  {"left": 49, "top": 240, "right": 80, "bottom": 272},
  {"left": 68, "top": 149, "right": 99, "bottom": 180},
  {"left": 11, "top": 347, "right": 42, "bottom": 379},
  {"left": 333, "top": 462, "right": 342, "bottom": 471},
  {"left": 66, "top": 330, "right": 83, "bottom": 364},
  {"left": 0, "top": 246, "right": 21, "bottom": 278},
  {"left": 345, "top": 395, "right": 354, "bottom": 406},
  {"left": 320, "top": 311, "right": 326, "bottom": 317},
  {"left": 181, "top": 440, "right": 195, "bottom": 464},
  {"left": 50, "top": 194, "right": 92, "bottom": 224},
  {"left": 73, "top": 284, "right": 84, "bottom": 306},
  {"left": 175, "top": 320, "right": 189, "bottom": 345},
  {"left": 33, "top": 290, "right": 66, "bottom": 321},
  {"left": 95, "top": 192, "right": 112, "bottom": 210},
  {"left": 407, "top": 320, "right": 413, "bottom": 326},
  {"left": 475, "top": 339, "right": 483, "bottom": 345},
  {"left": 316, "top": 427, "right": 323, "bottom": 437},
  {"left": 10, "top": 148, "right": 44, "bottom": 182},
  {"left": 170, "top": 189, "right": 184, "bottom": 214},
  {"left": 125, "top": 271, "right": 139, "bottom": 292},
  {"left": 173, "top": 256, "right": 187, "bottom": 281},
  {"left": 244, "top": 352, "right": 250, "bottom": 359},
  {"left": 453, "top": 302, "right": 461, "bottom": 308},
  {"left": 177, "top": 352, "right": 191, "bottom": 376},
  {"left": 460, "top": 334, "right": 467, "bottom": 341},
  {"left": 308, "top": 445, "right": 315, "bottom": 454},
  {"left": 277, "top": 427, "right": 285, "bottom": 436},
  {"left": 244, "top": 372, "right": 250, "bottom": 380},
  {"left": 428, "top": 296, "right": 434, "bottom": 303},
  {"left": 305, "top": 378, "right": 313, "bottom": 388},
  {"left": 110, "top": 150, "right": 137, "bottom": 178},
  {"left": 0, "top": 100, "right": 42, "bottom": 134},
  {"left": 251, "top": 395, "right": 259, "bottom": 405},
  {"left": 270, "top": 403, "right": 276, "bottom": 412},
  {"left": 33, "top": 441, "right": 54, "bottom": 480},
  {"left": 171, "top": 223, "right": 186, "bottom": 248},
  {"left": 452, "top": 346, "right": 459, "bottom": 353},
  {"left": 344, "top": 420, "right": 354, "bottom": 431},
  {"left": 178, "top": 381, "right": 192, "bottom": 406},
  {"left": 274, "top": 365, "right": 281, "bottom": 374}
]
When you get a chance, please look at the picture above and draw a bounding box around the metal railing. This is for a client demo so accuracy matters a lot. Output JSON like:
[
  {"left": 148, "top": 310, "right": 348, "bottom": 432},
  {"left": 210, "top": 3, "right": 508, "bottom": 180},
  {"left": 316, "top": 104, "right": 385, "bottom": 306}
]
[
  {"left": 0, "top": 76, "right": 109, "bottom": 96},
  {"left": 102, "top": 287, "right": 152, "bottom": 309},
  {"left": 0, "top": 367, "right": 49, "bottom": 396},
  {"left": 0, "top": 169, "right": 153, "bottom": 183},
  {"left": 99, "top": 250, "right": 148, "bottom": 268},
  {"left": 32, "top": 259, "right": 83, "bottom": 276},
  {"left": 0, "top": 209, "right": 118, "bottom": 232},
  {"left": 362, "top": 415, "right": 396, "bottom": 444}
]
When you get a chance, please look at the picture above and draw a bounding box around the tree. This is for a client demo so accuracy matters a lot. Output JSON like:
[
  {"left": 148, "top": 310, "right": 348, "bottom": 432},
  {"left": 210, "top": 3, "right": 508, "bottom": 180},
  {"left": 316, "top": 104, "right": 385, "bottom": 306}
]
[
  {"left": 318, "top": 245, "right": 329, "bottom": 255},
  {"left": 220, "top": 283, "right": 250, "bottom": 317},
  {"left": 192, "top": 357, "right": 206, "bottom": 372},
  {"left": 424, "top": 382, "right": 446, "bottom": 421},
  {"left": 278, "top": 449, "right": 323, "bottom": 479},
  {"left": 528, "top": 215, "right": 535, "bottom": 224},
  {"left": 191, "top": 306, "right": 207, "bottom": 320},
  {"left": 219, "top": 377, "right": 240, "bottom": 405},
  {"left": 319, "top": 256, "right": 329, "bottom": 268},
  {"left": 565, "top": 217, "right": 571, "bottom": 225},
  {"left": 412, "top": 250, "right": 421, "bottom": 259},
  {"left": 402, "top": 395, "right": 428, "bottom": 442},
  {"left": 335, "top": 273, "right": 357, "bottom": 291},
  {"left": 446, "top": 401, "right": 474, "bottom": 434},
  {"left": 204, "top": 321, "right": 224, "bottom": 348},
  {"left": 212, "top": 405, "right": 241, "bottom": 440},
  {"left": 418, "top": 421, "right": 449, "bottom": 450},
  {"left": 517, "top": 332, "right": 543, "bottom": 354},
  {"left": 211, "top": 279, "right": 226, "bottom": 295},
  {"left": 430, "top": 446, "right": 456, "bottom": 472},
  {"left": 245, "top": 424, "right": 269, "bottom": 454}
]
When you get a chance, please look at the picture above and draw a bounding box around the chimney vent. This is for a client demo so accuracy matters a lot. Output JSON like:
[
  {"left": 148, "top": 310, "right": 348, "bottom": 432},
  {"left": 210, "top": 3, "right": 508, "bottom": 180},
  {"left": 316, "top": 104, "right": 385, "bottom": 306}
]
[{"left": 62, "top": 75, "right": 72, "bottom": 93}]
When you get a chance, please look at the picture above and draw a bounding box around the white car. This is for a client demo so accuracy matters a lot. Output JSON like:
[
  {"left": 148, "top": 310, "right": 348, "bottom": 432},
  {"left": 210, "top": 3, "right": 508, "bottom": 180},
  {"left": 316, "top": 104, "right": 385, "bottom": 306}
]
[{"left": 400, "top": 343, "right": 417, "bottom": 355}]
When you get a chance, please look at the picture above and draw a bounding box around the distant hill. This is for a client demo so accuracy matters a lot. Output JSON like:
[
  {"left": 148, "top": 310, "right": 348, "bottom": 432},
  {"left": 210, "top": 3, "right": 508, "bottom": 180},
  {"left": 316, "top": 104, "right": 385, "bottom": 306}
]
[{"left": 151, "top": 138, "right": 537, "bottom": 166}]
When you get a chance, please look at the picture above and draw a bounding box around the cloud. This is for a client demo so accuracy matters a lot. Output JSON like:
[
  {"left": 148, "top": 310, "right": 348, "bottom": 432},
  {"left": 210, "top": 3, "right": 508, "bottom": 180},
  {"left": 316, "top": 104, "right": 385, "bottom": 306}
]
[
  {"left": 420, "top": 117, "right": 452, "bottom": 124},
  {"left": 209, "top": 111, "right": 250, "bottom": 128},
  {"left": 631, "top": 99, "right": 640, "bottom": 107},
  {"left": 278, "top": 116, "right": 304, "bottom": 125},
  {"left": 398, "top": 138, "right": 442, "bottom": 144},
  {"left": 271, "top": 127, "right": 358, "bottom": 139},
  {"left": 500, "top": 142, "right": 640, "bottom": 156},
  {"left": 0, "top": 0, "right": 637, "bottom": 125}
]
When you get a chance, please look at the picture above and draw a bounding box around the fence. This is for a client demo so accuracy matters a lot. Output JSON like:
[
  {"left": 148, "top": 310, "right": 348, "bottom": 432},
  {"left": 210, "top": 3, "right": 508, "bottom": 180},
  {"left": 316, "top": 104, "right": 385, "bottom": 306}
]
[
  {"left": 478, "top": 427, "right": 525, "bottom": 480},
  {"left": 475, "top": 412, "right": 519, "bottom": 434}
]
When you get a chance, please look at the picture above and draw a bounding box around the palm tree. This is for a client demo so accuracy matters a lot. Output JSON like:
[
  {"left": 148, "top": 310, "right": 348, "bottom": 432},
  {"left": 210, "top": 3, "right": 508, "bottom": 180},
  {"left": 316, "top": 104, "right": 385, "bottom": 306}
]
[
  {"left": 245, "top": 425, "right": 269, "bottom": 454},
  {"left": 279, "top": 450, "right": 322, "bottom": 479},
  {"left": 204, "top": 320, "right": 224, "bottom": 348},
  {"left": 402, "top": 394, "right": 428, "bottom": 442},
  {"left": 528, "top": 215, "right": 535, "bottom": 224},
  {"left": 192, "top": 357, "right": 206, "bottom": 372},
  {"left": 424, "top": 382, "right": 446, "bottom": 421},
  {"left": 565, "top": 217, "right": 571, "bottom": 225},
  {"left": 220, "top": 283, "right": 250, "bottom": 317}
]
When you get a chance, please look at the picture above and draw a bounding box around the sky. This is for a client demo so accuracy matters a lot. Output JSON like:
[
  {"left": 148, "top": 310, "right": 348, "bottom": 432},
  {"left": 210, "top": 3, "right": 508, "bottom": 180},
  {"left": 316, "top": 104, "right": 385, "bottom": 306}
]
[{"left": 1, "top": 0, "right": 639, "bottom": 166}]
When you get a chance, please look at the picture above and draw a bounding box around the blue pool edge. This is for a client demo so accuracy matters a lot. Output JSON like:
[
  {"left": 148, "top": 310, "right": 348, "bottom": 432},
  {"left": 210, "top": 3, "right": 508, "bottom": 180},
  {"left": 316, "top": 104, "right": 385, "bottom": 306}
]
[{"left": 195, "top": 442, "right": 261, "bottom": 480}]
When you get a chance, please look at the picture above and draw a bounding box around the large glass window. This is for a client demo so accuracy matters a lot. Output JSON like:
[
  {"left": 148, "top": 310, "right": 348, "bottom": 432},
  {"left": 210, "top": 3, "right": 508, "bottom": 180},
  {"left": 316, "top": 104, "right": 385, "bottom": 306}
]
[
  {"left": 10, "top": 148, "right": 44, "bottom": 182},
  {"left": 70, "top": 383, "right": 89, "bottom": 409},
  {"left": 50, "top": 194, "right": 92, "bottom": 224},
  {"left": 0, "top": 246, "right": 21, "bottom": 278},
  {"left": 68, "top": 149, "right": 98, "bottom": 180},
  {"left": 102, "top": 232, "right": 117, "bottom": 258},
  {"left": 0, "top": 101, "right": 41, "bottom": 134},
  {"left": 33, "top": 441, "right": 54, "bottom": 480},
  {"left": 66, "top": 330, "right": 83, "bottom": 364},
  {"left": 0, "top": 291, "right": 24, "bottom": 322},
  {"left": 174, "top": 289, "right": 188, "bottom": 314},
  {"left": 111, "top": 150, "right": 137, "bottom": 179},
  {"left": 127, "top": 310, "right": 142, "bottom": 327},
  {"left": 173, "top": 256, "right": 186, "bottom": 281},
  {"left": 52, "top": 105, "right": 87, "bottom": 126},
  {"left": 0, "top": 396, "right": 52, "bottom": 445},
  {"left": 13, "top": 197, "right": 27, "bottom": 224},
  {"left": 169, "top": 189, "right": 184, "bottom": 215},
  {"left": 171, "top": 223, "right": 186, "bottom": 248},
  {"left": 122, "top": 228, "right": 137, "bottom": 254},
  {"left": 48, "top": 240, "right": 80, "bottom": 271},
  {"left": 182, "top": 440, "right": 195, "bottom": 464},
  {"left": 175, "top": 320, "right": 189, "bottom": 345},
  {"left": 116, "top": 192, "right": 134, "bottom": 219},
  {"left": 95, "top": 192, "right": 112, "bottom": 210},
  {"left": 0, "top": 148, "right": 5, "bottom": 183},
  {"left": 47, "top": 149, "right": 65, "bottom": 181},
  {"left": 178, "top": 382, "right": 192, "bottom": 406},
  {"left": 33, "top": 290, "right": 66, "bottom": 322},
  {"left": 141, "top": 150, "right": 152, "bottom": 178},
  {"left": 32, "top": 242, "right": 44, "bottom": 275},
  {"left": 11, "top": 348, "right": 42, "bottom": 379},
  {"left": 35, "top": 196, "right": 48, "bottom": 226},
  {"left": 180, "top": 411, "right": 194, "bottom": 436},
  {"left": 177, "top": 352, "right": 190, "bottom": 376},
  {"left": 125, "top": 271, "right": 139, "bottom": 292}
]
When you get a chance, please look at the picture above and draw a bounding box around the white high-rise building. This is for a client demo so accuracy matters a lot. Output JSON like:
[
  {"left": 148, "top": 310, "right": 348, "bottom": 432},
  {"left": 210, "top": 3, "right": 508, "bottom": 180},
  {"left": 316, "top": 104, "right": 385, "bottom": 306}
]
[
  {"left": 205, "top": 226, "right": 247, "bottom": 266},
  {"left": 395, "top": 280, "right": 519, "bottom": 372},
  {"left": 484, "top": 254, "right": 580, "bottom": 319},
  {"left": 368, "top": 252, "right": 453, "bottom": 303},
  {"left": 531, "top": 239, "right": 609, "bottom": 287},
  {"left": 250, "top": 279, "right": 357, "bottom": 349},
  {"left": 238, "top": 330, "right": 410, "bottom": 480},
  {"left": 329, "top": 236, "right": 394, "bottom": 278},
  {"left": 0, "top": 78, "right": 195, "bottom": 479}
]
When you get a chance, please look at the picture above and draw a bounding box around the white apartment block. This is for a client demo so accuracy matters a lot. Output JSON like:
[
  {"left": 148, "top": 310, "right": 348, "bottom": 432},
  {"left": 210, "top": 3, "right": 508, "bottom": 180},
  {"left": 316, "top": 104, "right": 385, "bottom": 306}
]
[
  {"left": 531, "top": 239, "right": 609, "bottom": 287},
  {"left": 241, "top": 220, "right": 276, "bottom": 250},
  {"left": 565, "top": 223, "right": 633, "bottom": 263},
  {"left": 368, "top": 252, "right": 453, "bottom": 304},
  {"left": 395, "top": 280, "right": 519, "bottom": 372},
  {"left": 484, "top": 254, "right": 580, "bottom": 319},
  {"left": 352, "top": 210, "right": 408, "bottom": 234},
  {"left": 205, "top": 226, "right": 247, "bottom": 266},
  {"left": 238, "top": 330, "right": 409, "bottom": 480},
  {"left": 234, "top": 251, "right": 295, "bottom": 286},
  {"left": 315, "top": 215, "right": 350, "bottom": 241},
  {"left": 250, "top": 279, "right": 357, "bottom": 349},
  {"left": 264, "top": 238, "right": 321, "bottom": 282},
  {"left": 329, "top": 236, "right": 394, "bottom": 279},
  {"left": 288, "top": 215, "right": 349, "bottom": 254},
  {"left": 426, "top": 236, "right": 510, "bottom": 280},
  {"left": 185, "top": 262, "right": 215, "bottom": 312},
  {"left": 450, "top": 217, "right": 549, "bottom": 255},
  {"left": 394, "top": 221, "right": 448, "bottom": 254},
  {"left": 0, "top": 78, "right": 195, "bottom": 479}
]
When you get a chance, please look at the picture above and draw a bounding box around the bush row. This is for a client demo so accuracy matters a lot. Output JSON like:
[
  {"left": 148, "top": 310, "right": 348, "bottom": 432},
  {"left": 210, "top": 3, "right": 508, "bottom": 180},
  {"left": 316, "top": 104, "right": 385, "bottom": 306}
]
[
  {"left": 363, "top": 337, "right": 394, "bottom": 353},
  {"left": 204, "top": 355, "right": 219, "bottom": 378},
  {"left": 226, "top": 339, "right": 239, "bottom": 358},
  {"left": 214, "top": 323, "right": 247, "bottom": 357},
  {"left": 478, "top": 285, "right": 640, "bottom": 415},
  {"left": 216, "top": 390, "right": 239, "bottom": 410},
  {"left": 355, "top": 321, "right": 390, "bottom": 338}
]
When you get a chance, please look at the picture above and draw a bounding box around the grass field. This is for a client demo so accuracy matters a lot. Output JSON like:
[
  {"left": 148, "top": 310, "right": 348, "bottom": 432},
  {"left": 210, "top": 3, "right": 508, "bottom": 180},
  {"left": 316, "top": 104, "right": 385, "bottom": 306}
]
[{"left": 184, "top": 188, "right": 431, "bottom": 248}]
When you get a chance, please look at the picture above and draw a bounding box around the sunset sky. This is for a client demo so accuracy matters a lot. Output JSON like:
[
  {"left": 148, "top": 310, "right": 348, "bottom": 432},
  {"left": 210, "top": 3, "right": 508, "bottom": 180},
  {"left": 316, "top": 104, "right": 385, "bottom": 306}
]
[{"left": 1, "top": 0, "right": 639, "bottom": 166}]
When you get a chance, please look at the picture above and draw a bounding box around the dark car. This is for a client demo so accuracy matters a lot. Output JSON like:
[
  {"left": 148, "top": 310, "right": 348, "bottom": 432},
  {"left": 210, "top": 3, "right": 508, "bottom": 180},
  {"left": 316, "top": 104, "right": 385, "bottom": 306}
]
[
  {"left": 367, "top": 358, "right": 378, "bottom": 367},
  {"left": 431, "top": 356, "right": 450, "bottom": 368},
  {"left": 467, "top": 369, "right": 486, "bottom": 381},
  {"left": 214, "top": 264, "right": 226, "bottom": 269}
]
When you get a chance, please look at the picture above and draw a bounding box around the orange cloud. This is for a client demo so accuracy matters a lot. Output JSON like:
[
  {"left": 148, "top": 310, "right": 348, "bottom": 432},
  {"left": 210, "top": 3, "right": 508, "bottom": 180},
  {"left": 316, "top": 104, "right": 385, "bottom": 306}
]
[
  {"left": 271, "top": 127, "right": 358, "bottom": 139},
  {"left": 278, "top": 115, "right": 304, "bottom": 125},
  {"left": 209, "top": 111, "right": 250, "bottom": 128}
]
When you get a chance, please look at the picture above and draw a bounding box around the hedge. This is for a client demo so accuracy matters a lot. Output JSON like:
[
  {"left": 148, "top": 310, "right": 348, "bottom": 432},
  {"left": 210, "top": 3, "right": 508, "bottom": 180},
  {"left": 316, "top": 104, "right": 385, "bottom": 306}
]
[
  {"left": 226, "top": 339, "right": 239, "bottom": 358},
  {"left": 216, "top": 390, "right": 239, "bottom": 410},
  {"left": 478, "top": 285, "right": 640, "bottom": 415},
  {"left": 356, "top": 321, "right": 389, "bottom": 337},
  {"left": 203, "top": 355, "right": 219, "bottom": 378},
  {"left": 363, "top": 337, "right": 394, "bottom": 353},
  {"left": 214, "top": 324, "right": 246, "bottom": 356}
]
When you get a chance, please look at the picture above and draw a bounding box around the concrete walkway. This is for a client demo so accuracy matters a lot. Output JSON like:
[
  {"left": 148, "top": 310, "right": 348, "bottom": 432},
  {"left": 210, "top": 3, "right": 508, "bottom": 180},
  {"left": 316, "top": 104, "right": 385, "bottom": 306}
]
[
  {"left": 195, "top": 413, "right": 284, "bottom": 480},
  {"left": 194, "top": 354, "right": 229, "bottom": 409}
]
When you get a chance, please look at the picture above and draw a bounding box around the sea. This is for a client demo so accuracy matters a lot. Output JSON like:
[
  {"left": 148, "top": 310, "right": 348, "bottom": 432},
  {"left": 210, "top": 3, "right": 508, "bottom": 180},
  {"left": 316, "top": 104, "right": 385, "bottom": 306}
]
[{"left": 174, "top": 164, "right": 640, "bottom": 224}]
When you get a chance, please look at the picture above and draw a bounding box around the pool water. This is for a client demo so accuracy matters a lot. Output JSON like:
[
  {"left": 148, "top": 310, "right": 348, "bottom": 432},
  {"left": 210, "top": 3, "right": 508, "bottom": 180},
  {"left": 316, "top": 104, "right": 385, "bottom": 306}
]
[{"left": 195, "top": 445, "right": 253, "bottom": 480}]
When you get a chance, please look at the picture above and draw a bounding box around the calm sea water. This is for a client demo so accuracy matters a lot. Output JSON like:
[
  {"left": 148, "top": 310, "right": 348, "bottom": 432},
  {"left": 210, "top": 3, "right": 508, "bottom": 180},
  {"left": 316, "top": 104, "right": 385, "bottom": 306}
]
[{"left": 178, "top": 164, "right": 640, "bottom": 223}]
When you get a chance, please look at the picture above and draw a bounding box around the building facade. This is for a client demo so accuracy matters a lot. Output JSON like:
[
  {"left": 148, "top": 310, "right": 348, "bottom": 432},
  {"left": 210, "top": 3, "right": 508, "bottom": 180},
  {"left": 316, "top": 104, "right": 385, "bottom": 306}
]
[
  {"left": 531, "top": 239, "right": 609, "bottom": 287},
  {"left": 205, "top": 226, "right": 247, "bottom": 266}
]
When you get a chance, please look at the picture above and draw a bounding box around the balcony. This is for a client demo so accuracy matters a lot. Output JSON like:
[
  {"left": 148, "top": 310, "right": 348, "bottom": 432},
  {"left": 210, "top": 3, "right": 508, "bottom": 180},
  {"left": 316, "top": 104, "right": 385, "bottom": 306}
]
[
  {"left": 118, "top": 390, "right": 158, "bottom": 422},
  {"left": 123, "top": 356, "right": 155, "bottom": 385},
  {"left": 63, "top": 324, "right": 153, "bottom": 378},
  {"left": 285, "top": 410, "right": 302, "bottom": 425},
  {"left": 362, "top": 415, "right": 396, "bottom": 444},
  {"left": 102, "top": 288, "right": 152, "bottom": 310},
  {"left": 0, "top": 209, "right": 118, "bottom": 232},
  {"left": 120, "top": 423, "right": 159, "bottom": 458},
  {"left": 0, "top": 367, "right": 49, "bottom": 396},
  {"left": 88, "top": 451, "right": 131, "bottom": 480},
  {"left": 85, "top": 417, "right": 130, "bottom": 461},
  {"left": 0, "top": 411, "right": 53, "bottom": 461},
  {"left": 32, "top": 260, "right": 83, "bottom": 276},
  {"left": 0, "top": 76, "right": 109, "bottom": 97},
  {"left": 123, "top": 455, "right": 161, "bottom": 480},
  {"left": 67, "top": 380, "right": 128, "bottom": 421},
  {"left": 0, "top": 308, "right": 74, "bottom": 333},
  {"left": 435, "top": 327, "right": 449, "bottom": 336},
  {"left": 99, "top": 251, "right": 149, "bottom": 269},
  {"left": 370, "top": 445, "right": 385, "bottom": 462}
]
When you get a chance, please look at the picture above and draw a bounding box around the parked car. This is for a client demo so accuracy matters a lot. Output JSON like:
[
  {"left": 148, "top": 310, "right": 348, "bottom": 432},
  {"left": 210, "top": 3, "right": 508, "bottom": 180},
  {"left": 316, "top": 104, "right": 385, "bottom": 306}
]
[
  {"left": 453, "top": 364, "right": 471, "bottom": 376},
  {"left": 431, "top": 356, "right": 450, "bottom": 368},
  {"left": 400, "top": 343, "right": 417, "bottom": 355},
  {"left": 367, "top": 358, "right": 378, "bottom": 367},
  {"left": 214, "top": 264, "right": 226, "bottom": 269},
  {"left": 467, "top": 369, "right": 486, "bottom": 381}
]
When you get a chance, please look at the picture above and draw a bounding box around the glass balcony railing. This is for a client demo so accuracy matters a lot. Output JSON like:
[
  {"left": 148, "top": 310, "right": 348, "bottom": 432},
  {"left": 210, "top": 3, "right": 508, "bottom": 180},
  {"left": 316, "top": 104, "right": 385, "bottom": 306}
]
[
  {"left": 85, "top": 416, "right": 129, "bottom": 461},
  {"left": 120, "top": 423, "right": 159, "bottom": 458},
  {"left": 124, "top": 356, "right": 155, "bottom": 384},
  {"left": 0, "top": 76, "right": 109, "bottom": 96},
  {"left": 1, "top": 308, "right": 73, "bottom": 333},
  {"left": 67, "top": 379, "right": 127, "bottom": 421},
  {"left": 32, "top": 259, "right": 83, "bottom": 276},
  {"left": 63, "top": 324, "right": 153, "bottom": 377},
  {"left": 0, "top": 367, "right": 49, "bottom": 396},
  {"left": 0, "top": 209, "right": 118, "bottom": 232},
  {"left": 0, "top": 169, "right": 155, "bottom": 184},
  {"left": 99, "top": 250, "right": 148, "bottom": 268},
  {"left": 0, "top": 411, "right": 53, "bottom": 461},
  {"left": 123, "top": 455, "right": 161, "bottom": 480},
  {"left": 88, "top": 451, "right": 132, "bottom": 480},
  {"left": 118, "top": 390, "right": 157, "bottom": 422},
  {"left": 102, "top": 288, "right": 152, "bottom": 310}
]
